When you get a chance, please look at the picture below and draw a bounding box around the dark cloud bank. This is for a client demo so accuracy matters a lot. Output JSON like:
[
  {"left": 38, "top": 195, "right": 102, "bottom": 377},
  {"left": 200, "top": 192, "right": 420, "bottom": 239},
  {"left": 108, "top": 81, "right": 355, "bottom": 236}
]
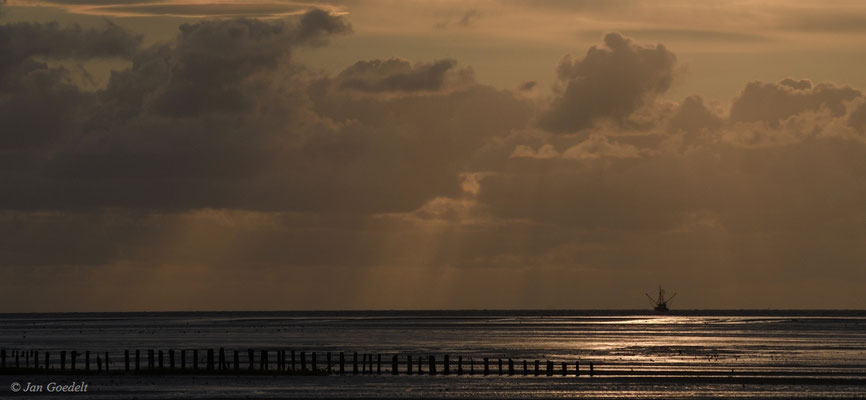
[{"left": 2, "top": 9, "right": 866, "bottom": 310}]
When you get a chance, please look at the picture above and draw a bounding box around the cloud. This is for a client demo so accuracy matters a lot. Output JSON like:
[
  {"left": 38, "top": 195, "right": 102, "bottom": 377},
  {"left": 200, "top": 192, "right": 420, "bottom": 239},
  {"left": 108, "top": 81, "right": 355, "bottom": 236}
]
[
  {"left": 7, "top": 0, "right": 346, "bottom": 18},
  {"left": 334, "top": 58, "right": 472, "bottom": 94},
  {"left": 729, "top": 79, "right": 861, "bottom": 125},
  {"left": 540, "top": 32, "right": 678, "bottom": 133}
]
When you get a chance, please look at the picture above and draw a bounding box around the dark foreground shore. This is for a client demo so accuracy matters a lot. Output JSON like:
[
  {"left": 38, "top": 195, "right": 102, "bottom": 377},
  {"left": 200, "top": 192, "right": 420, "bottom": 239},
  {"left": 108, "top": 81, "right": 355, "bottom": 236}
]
[{"left": 3, "top": 373, "right": 866, "bottom": 399}]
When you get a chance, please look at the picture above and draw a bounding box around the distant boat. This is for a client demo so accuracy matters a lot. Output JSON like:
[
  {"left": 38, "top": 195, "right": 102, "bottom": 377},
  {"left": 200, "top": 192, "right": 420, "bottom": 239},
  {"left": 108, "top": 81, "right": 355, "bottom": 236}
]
[{"left": 645, "top": 286, "right": 677, "bottom": 312}]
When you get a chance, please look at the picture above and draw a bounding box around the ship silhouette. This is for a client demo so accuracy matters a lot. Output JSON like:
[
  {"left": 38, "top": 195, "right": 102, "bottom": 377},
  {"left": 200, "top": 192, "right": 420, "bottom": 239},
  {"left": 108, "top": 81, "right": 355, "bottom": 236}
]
[{"left": 645, "top": 286, "right": 676, "bottom": 312}]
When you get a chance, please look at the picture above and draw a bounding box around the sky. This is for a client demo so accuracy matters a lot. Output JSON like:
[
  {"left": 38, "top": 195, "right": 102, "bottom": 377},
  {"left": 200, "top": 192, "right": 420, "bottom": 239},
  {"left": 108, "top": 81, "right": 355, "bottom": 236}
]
[{"left": 2, "top": 0, "right": 866, "bottom": 311}]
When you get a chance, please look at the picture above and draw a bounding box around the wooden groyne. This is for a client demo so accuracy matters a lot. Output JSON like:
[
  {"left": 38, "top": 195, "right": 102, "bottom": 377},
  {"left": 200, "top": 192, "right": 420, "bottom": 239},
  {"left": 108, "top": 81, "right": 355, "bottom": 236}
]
[{"left": 0, "top": 348, "right": 595, "bottom": 377}]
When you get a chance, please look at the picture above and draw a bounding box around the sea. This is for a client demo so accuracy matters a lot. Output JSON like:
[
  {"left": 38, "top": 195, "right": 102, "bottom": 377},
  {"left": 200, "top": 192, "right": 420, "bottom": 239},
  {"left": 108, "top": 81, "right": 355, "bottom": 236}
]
[{"left": 1, "top": 310, "right": 865, "bottom": 399}]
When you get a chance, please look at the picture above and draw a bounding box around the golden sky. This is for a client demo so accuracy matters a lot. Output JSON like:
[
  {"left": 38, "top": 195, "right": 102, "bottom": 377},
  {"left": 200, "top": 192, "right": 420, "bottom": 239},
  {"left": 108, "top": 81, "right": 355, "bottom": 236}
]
[{"left": 2, "top": 1, "right": 866, "bottom": 311}]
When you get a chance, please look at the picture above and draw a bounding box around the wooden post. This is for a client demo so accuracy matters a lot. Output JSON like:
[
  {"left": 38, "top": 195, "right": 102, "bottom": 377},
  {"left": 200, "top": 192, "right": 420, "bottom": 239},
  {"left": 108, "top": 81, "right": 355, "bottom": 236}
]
[
  {"left": 170, "top": 350, "right": 175, "bottom": 370},
  {"left": 534, "top": 360, "right": 539, "bottom": 376},
  {"left": 24, "top": 350, "right": 29, "bottom": 369},
  {"left": 158, "top": 350, "right": 164, "bottom": 369},
  {"left": 429, "top": 355, "right": 436, "bottom": 375},
  {"left": 261, "top": 350, "right": 268, "bottom": 371},
  {"left": 97, "top": 356, "right": 102, "bottom": 372},
  {"left": 562, "top": 361, "right": 567, "bottom": 376},
  {"left": 291, "top": 350, "right": 296, "bottom": 371},
  {"left": 483, "top": 357, "right": 489, "bottom": 375},
  {"left": 546, "top": 360, "right": 553, "bottom": 376},
  {"left": 470, "top": 357, "right": 475, "bottom": 375},
  {"left": 498, "top": 358, "right": 503, "bottom": 375},
  {"left": 339, "top": 352, "right": 345, "bottom": 374},
  {"left": 61, "top": 351, "right": 66, "bottom": 371},
  {"left": 457, "top": 356, "right": 463, "bottom": 375},
  {"left": 234, "top": 350, "right": 239, "bottom": 371},
  {"left": 280, "top": 350, "right": 286, "bottom": 371},
  {"left": 443, "top": 355, "right": 450, "bottom": 375},
  {"left": 207, "top": 349, "right": 214, "bottom": 371},
  {"left": 125, "top": 350, "right": 130, "bottom": 372},
  {"left": 312, "top": 352, "right": 317, "bottom": 372},
  {"left": 508, "top": 358, "right": 514, "bottom": 375},
  {"left": 135, "top": 350, "right": 140, "bottom": 371},
  {"left": 353, "top": 352, "right": 358, "bottom": 375},
  {"left": 301, "top": 351, "right": 307, "bottom": 371},
  {"left": 181, "top": 350, "right": 186, "bottom": 369},
  {"left": 218, "top": 348, "right": 225, "bottom": 370},
  {"left": 14, "top": 350, "right": 19, "bottom": 368},
  {"left": 105, "top": 352, "right": 109, "bottom": 372},
  {"left": 369, "top": 353, "right": 373, "bottom": 374},
  {"left": 392, "top": 355, "right": 398, "bottom": 375},
  {"left": 34, "top": 351, "right": 39, "bottom": 370},
  {"left": 418, "top": 355, "right": 423, "bottom": 375},
  {"left": 193, "top": 349, "right": 199, "bottom": 370},
  {"left": 45, "top": 352, "right": 50, "bottom": 370},
  {"left": 71, "top": 350, "right": 77, "bottom": 371},
  {"left": 248, "top": 349, "right": 254, "bottom": 370},
  {"left": 523, "top": 360, "right": 528, "bottom": 375},
  {"left": 406, "top": 355, "right": 413, "bottom": 375},
  {"left": 148, "top": 349, "right": 154, "bottom": 369},
  {"left": 327, "top": 352, "right": 332, "bottom": 374},
  {"left": 575, "top": 360, "right": 580, "bottom": 377},
  {"left": 590, "top": 362, "right": 594, "bottom": 377},
  {"left": 377, "top": 354, "right": 381, "bottom": 374},
  {"left": 86, "top": 351, "right": 90, "bottom": 371}
]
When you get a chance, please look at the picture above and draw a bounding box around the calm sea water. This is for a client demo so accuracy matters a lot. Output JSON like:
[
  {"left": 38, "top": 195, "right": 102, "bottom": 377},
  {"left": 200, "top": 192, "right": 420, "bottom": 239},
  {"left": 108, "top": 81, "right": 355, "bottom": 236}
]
[{"left": 1, "top": 310, "right": 865, "bottom": 398}]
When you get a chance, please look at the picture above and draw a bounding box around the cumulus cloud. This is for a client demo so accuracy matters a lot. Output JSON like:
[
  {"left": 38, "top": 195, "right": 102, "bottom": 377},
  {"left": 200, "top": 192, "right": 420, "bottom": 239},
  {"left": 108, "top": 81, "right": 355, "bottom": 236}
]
[
  {"left": 334, "top": 58, "right": 473, "bottom": 94},
  {"left": 729, "top": 79, "right": 861, "bottom": 125},
  {"left": 540, "top": 32, "right": 677, "bottom": 133}
]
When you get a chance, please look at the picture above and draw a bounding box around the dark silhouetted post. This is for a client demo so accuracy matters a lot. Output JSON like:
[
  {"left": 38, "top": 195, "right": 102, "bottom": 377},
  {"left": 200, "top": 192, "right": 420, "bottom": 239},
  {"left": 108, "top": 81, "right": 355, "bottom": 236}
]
[
  {"left": 291, "top": 350, "right": 296, "bottom": 371},
  {"left": 590, "top": 362, "right": 594, "bottom": 377},
  {"left": 429, "top": 355, "right": 436, "bottom": 375},
  {"left": 458, "top": 356, "right": 463, "bottom": 375},
  {"left": 301, "top": 351, "right": 307, "bottom": 371},
  {"left": 443, "top": 355, "right": 450, "bottom": 375},
  {"left": 34, "top": 351, "right": 39, "bottom": 370},
  {"left": 148, "top": 349, "right": 154, "bottom": 369},
  {"left": 418, "top": 356, "right": 423, "bottom": 375},
  {"left": 261, "top": 350, "right": 268, "bottom": 371},
  {"left": 339, "top": 352, "right": 345, "bottom": 374},
  {"left": 546, "top": 360, "right": 553, "bottom": 376},
  {"left": 392, "top": 355, "right": 398, "bottom": 375},
  {"left": 86, "top": 351, "right": 90, "bottom": 372},
  {"left": 470, "top": 357, "right": 475, "bottom": 375},
  {"left": 369, "top": 353, "right": 373, "bottom": 374},
  {"left": 523, "top": 360, "right": 528, "bottom": 375},
  {"left": 279, "top": 350, "right": 285, "bottom": 371},
  {"left": 508, "top": 359, "right": 514, "bottom": 375},
  {"left": 71, "top": 350, "right": 77, "bottom": 371},
  {"left": 96, "top": 356, "right": 102, "bottom": 372},
  {"left": 159, "top": 350, "right": 164, "bottom": 369},
  {"left": 353, "top": 352, "right": 358, "bottom": 375},
  {"left": 234, "top": 350, "right": 239, "bottom": 371},
  {"left": 181, "top": 350, "right": 186, "bottom": 369},
  {"left": 105, "top": 352, "right": 109, "bottom": 372},
  {"left": 498, "top": 358, "right": 503, "bottom": 375},
  {"left": 534, "top": 360, "right": 540, "bottom": 376},
  {"left": 193, "top": 349, "right": 199, "bottom": 370},
  {"left": 135, "top": 350, "right": 140, "bottom": 371},
  {"left": 483, "top": 357, "right": 489, "bottom": 375},
  {"left": 218, "top": 348, "right": 225, "bottom": 370},
  {"left": 407, "top": 355, "right": 413, "bottom": 375},
  {"left": 562, "top": 361, "right": 567, "bottom": 376},
  {"left": 206, "top": 349, "right": 214, "bottom": 371},
  {"left": 312, "top": 352, "right": 317, "bottom": 372},
  {"left": 575, "top": 360, "right": 580, "bottom": 377},
  {"left": 170, "top": 350, "right": 175, "bottom": 370},
  {"left": 45, "top": 352, "right": 50, "bottom": 370},
  {"left": 124, "top": 350, "right": 130, "bottom": 372},
  {"left": 327, "top": 352, "right": 332, "bottom": 374},
  {"left": 248, "top": 349, "right": 254, "bottom": 370},
  {"left": 377, "top": 354, "right": 381, "bottom": 374},
  {"left": 61, "top": 351, "right": 66, "bottom": 371}
]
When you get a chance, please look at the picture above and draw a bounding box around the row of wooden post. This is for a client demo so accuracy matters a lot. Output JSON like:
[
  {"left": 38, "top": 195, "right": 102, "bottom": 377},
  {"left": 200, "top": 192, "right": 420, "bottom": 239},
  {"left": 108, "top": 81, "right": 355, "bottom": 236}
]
[{"left": 0, "top": 348, "right": 594, "bottom": 376}]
